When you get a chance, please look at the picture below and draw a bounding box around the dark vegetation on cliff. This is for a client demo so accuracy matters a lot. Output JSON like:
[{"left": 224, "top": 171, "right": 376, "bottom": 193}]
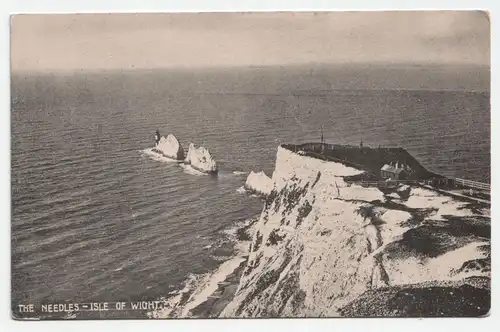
[
  {"left": 339, "top": 279, "right": 490, "bottom": 317},
  {"left": 341, "top": 187, "right": 491, "bottom": 317},
  {"left": 281, "top": 143, "right": 440, "bottom": 180},
  {"left": 384, "top": 214, "right": 490, "bottom": 260}
]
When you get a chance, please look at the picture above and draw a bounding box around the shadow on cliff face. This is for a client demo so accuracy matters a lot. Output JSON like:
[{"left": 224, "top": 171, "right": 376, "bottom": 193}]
[
  {"left": 234, "top": 250, "right": 301, "bottom": 317},
  {"left": 339, "top": 278, "right": 490, "bottom": 317},
  {"left": 378, "top": 185, "right": 412, "bottom": 201},
  {"left": 356, "top": 205, "right": 384, "bottom": 226},
  {"left": 383, "top": 215, "right": 490, "bottom": 259}
]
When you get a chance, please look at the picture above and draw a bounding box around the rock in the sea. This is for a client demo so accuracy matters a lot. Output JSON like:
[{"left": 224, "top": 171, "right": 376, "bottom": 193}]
[
  {"left": 185, "top": 143, "right": 218, "bottom": 174},
  {"left": 244, "top": 171, "right": 273, "bottom": 196},
  {"left": 153, "top": 134, "right": 185, "bottom": 160}
]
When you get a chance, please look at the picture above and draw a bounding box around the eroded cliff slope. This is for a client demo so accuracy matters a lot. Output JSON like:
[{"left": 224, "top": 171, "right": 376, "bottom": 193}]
[{"left": 221, "top": 147, "right": 490, "bottom": 317}]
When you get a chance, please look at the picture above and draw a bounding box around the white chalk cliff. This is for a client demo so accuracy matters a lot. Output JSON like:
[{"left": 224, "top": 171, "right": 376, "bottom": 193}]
[
  {"left": 220, "top": 146, "right": 490, "bottom": 317},
  {"left": 185, "top": 143, "right": 218, "bottom": 174},
  {"left": 153, "top": 134, "right": 185, "bottom": 160},
  {"left": 245, "top": 171, "right": 274, "bottom": 196}
]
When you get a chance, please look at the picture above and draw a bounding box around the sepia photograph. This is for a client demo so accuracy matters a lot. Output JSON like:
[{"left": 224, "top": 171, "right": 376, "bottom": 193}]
[{"left": 10, "top": 11, "right": 490, "bottom": 320}]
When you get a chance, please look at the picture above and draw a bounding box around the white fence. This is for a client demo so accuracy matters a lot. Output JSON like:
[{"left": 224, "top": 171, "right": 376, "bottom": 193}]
[
  {"left": 454, "top": 178, "right": 490, "bottom": 191},
  {"left": 349, "top": 178, "right": 490, "bottom": 191}
]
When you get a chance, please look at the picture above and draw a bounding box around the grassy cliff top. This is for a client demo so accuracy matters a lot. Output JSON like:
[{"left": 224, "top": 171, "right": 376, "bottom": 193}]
[{"left": 281, "top": 142, "right": 440, "bottom": 180}]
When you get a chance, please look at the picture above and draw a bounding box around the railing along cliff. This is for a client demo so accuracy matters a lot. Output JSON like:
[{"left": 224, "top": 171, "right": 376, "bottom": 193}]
[
  {"left": 453, "top": 178, "right": 490, "bottom": 191},
  {"left": 349, "top": 178, "right": 490, "bottom": 191}
]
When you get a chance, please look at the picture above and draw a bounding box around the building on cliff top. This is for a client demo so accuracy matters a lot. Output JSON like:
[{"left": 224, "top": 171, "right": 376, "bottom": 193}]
[{"left": 380, "top": 162, "right": 410, "bottom": 180}]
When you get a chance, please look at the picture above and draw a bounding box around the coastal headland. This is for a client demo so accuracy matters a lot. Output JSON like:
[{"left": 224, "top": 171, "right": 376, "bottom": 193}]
[{"left": 158, "top": 143, "right": 490, "bottom": 318}]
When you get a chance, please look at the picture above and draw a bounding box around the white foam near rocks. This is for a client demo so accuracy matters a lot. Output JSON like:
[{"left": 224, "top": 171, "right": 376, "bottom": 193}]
[
  {"left": 142, "top": 148, "right": 182, "bottom": 163},
  {"left": 236, "top": 186, "right": 246, "bottom": 194},
  {"left": 244, "top": 171, "right": 274, "bottom": 196},
  {"left": 149, "top": 218, "right": 258, "bottom": 319},
  {"left": 185, "top": 143, "right": 218, "bottom": 174},
  {"left": 179, "top": 163, "right": 210, "bottom": 176},
  {"left": 153, "top": 134, "right": 185, "bottom": 160},
  {"left": 180, "top": 256, "right": 246, "bottom": 317}
]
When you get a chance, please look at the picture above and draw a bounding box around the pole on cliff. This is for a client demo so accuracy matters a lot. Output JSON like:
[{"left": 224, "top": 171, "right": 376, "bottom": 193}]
[{"left": 320, "top": 126, "right": 324, "bottom": 154}]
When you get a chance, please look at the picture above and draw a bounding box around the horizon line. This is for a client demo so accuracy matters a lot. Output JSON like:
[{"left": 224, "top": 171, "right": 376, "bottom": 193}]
[{"left": 10, "top": 61, "right": 491, "bottom": 76}]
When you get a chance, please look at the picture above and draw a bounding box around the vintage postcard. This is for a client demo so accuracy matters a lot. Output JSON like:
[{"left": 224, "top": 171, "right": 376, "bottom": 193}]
[{"left": 10, "top": 11, "right": 490, "bottom": 320}]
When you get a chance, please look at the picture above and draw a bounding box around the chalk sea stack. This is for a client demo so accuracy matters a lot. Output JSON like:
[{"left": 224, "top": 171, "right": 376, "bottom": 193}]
[
  {"left": 152, "top": 133, "right": 185, "bottom": 160},
  {"left": 185, "top": 143, "right": 218, "bottom": 174},
  {"left": 244, "top": 171, "right": 273, "bottom": 197}
]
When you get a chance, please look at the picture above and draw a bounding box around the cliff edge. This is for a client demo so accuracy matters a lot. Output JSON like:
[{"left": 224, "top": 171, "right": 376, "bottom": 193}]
[{"left": 220, "top": 146, "right": 490, "bottom": 317}]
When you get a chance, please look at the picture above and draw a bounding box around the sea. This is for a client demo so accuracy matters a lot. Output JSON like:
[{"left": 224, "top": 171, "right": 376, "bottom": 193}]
[{"left": 10, "top": 64, "right": 490, "bottom": 318}]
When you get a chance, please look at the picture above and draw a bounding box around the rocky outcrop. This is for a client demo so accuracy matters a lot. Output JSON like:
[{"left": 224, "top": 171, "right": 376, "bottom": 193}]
[
  {"left": 220, "top": 146, "right": 490, "bottom": 318},
  {"left": 244, "top": 171, "right": 273, "bottom": 197},
  {"left": 185, "top": 143, "right": 218, "bottom": 174},
  {"left": 153, "top": 134, "right": 185, "bottom": 160}
]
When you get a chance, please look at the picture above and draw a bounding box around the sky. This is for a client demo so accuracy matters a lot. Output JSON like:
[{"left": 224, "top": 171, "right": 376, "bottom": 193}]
[{"left": 10, "top": 11, "right": 490, "bottom": 72}]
